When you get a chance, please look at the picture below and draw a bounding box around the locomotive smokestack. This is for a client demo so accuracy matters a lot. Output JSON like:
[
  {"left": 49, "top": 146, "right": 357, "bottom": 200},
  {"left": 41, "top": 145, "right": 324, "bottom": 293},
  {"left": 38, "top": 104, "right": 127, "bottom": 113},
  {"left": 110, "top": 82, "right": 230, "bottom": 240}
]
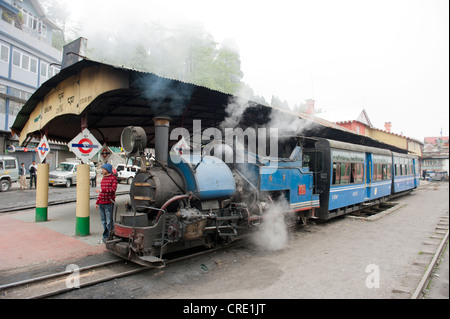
[{"left": 153, "top": 117, "right": 171, "bottom": 164}]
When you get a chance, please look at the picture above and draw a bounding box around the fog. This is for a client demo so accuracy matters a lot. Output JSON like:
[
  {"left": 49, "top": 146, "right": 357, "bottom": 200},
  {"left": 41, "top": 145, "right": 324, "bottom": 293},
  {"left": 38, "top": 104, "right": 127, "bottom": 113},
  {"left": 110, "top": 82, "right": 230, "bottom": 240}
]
[{"left": 55, "top": 0, "right": 448, "bottom": 141}]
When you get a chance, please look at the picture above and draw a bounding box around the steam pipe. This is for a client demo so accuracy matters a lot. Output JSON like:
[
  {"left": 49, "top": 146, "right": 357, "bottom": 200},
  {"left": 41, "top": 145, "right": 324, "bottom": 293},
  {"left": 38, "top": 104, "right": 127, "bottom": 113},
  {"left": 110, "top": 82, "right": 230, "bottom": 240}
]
[
  {"left": 153, "top": 117, "right": 171, "bottom": 165},
  {"left": 154, "top": 194, "right": 191, "bottom": 222}
]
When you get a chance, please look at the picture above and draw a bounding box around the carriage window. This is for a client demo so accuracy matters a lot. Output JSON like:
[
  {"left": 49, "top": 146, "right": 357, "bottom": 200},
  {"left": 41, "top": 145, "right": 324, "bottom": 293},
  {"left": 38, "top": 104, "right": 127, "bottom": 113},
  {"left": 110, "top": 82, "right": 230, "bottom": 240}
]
[
  {"left": 350, "top": 163, "right": 364, "bottom": 183},
  {"left": 381, "top": 164, "right": 391, "bottom": 180},
  {"left": 332, "top": 162, "right": 351, "bottom": 185},
  {"left": 340, "top": 163, "right": 350, "bottom": 184},
  {"left": 373, "top": 164, "right": 379, "bottom": 181},
  {"left": 333, "top": 163, "right": 340, "bottom": 185},
  {"left": 356, "top": 163, "right": 364, "bottom": 183}
]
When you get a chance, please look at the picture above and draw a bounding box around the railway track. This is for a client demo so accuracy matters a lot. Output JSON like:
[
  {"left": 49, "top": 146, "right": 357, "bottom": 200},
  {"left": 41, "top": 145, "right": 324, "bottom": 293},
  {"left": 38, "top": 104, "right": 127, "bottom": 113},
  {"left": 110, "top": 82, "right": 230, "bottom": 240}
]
[
  {"left": 411, "top": 213, "right": 449, "bottom": 299},
  {"left": 0, "top": 241, "right": 242, "bottom": 299}
]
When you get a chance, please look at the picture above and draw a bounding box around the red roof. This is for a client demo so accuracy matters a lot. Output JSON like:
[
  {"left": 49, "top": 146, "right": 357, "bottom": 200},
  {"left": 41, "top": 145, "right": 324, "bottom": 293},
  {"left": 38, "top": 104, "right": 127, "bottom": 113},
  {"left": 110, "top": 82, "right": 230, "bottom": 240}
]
[{"left": 424, "top": 136, "right": 449, "bottom": 145}]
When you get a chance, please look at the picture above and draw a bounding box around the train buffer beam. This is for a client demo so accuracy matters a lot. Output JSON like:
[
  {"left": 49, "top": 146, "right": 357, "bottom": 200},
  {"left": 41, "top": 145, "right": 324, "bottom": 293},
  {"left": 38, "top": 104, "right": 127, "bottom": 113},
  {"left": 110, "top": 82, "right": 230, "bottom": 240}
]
[{"left": 136, "top": 255, "right": 166, "bottom": 268}]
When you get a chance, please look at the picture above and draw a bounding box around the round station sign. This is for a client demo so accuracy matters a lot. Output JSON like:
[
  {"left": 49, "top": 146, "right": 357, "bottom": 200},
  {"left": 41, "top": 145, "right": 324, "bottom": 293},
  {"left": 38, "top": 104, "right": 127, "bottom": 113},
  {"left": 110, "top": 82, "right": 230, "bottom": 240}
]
[
  {"left": 100, "top": 146, "right": 111, "bottom": 158},
  {"left": 69, "top": 129, "right": 101, "bottom": 163},
  {"left": 74, "top": 138, "right": 96, "bottom": 154},
  {"left": 37, "top": 135, "right": 50, "bottom": 163}
]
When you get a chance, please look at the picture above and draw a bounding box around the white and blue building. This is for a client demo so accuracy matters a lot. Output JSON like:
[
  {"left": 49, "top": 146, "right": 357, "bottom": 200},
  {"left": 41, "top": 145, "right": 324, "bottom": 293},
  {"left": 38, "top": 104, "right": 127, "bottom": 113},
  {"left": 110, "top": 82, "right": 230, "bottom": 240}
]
[{"left": 0, "top": 0, "right": 63, "bottom": 165}]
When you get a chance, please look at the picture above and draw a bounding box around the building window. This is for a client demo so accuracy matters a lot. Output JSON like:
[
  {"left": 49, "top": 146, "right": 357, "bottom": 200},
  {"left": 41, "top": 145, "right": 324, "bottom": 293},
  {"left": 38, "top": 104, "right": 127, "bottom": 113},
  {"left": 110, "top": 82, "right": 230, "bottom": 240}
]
[
  {"left": 40, "top": 62, "right": 60, "bottom": 79},
  {"left": 12, "top": 50, "right": 20, "bottom": 67},
  {"left": 1, "top": 44, "right": 9, "bottom": 62},
  {"left": 9, "top": 100, "right": 23, "bottom": 117},
  {"left": 0, "top": 97, "right": 5, "bottom": 114},
  {"left": 40, "top": 62, "right": 48, "bottom": 77},
  {"left": 11, "top": 49, "right": 38, "bottom": 73},
  {"left": 30, "top": 58, "right": 37, "bottom": 73},
  {"left": 9, "top": 87, "right": 32, "bottom": 101},
  {"left": 21, "top": 54, "right": 29, "bottom": 70},
  {"left": 22, "top": 9, "right": 38, "bottom": 31},
  {"left": 38, "top": 21, "right": 47, "bottom": 38}
]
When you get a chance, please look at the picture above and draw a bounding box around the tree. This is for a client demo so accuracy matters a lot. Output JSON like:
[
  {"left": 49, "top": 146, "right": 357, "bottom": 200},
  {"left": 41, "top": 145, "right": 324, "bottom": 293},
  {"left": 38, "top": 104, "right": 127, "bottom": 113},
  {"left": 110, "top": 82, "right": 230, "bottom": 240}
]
[
  {"left": 129, "top": 45, "right": 152, "bottom": 72},
  {"left": 40, "top": 0, "right": 72, "bottom": 48},
  {"left": 214, "top": 43, "right": 244, "bottom": 94}
]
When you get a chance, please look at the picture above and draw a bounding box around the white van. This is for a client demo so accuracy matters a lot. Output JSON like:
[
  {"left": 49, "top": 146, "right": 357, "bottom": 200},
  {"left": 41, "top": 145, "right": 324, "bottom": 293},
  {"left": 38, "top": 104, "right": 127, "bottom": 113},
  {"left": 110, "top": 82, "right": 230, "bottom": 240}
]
[
  {"left": 116, "top": 164, "right": 140, "bottom": 184},
  {"left": 0, "top": 156, "right": 19, "bottom": 192},
  {"left": 49, "top": 160, "right": 96, "bottom": 187}
]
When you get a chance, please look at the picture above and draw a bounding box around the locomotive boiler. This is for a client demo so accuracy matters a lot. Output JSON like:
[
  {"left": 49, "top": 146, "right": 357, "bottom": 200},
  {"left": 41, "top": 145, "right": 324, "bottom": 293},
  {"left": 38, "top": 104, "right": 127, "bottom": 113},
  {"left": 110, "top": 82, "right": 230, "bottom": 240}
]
[{"left": 106, "top": 117, "right": 319, "bottom": 267}]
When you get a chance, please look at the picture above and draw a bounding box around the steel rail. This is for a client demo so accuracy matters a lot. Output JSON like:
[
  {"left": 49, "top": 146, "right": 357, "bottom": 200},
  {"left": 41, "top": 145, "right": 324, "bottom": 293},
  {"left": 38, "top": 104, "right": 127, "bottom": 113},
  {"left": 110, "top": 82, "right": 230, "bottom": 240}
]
[
  {"left": 411, "top": 229, "right": 449, "bottom": 299},
  {"left": 1, "top": 240, "right": 243, "bottom": 299},
  {"left": 0, "top": 258, "right": 122, "bottom": 290}
]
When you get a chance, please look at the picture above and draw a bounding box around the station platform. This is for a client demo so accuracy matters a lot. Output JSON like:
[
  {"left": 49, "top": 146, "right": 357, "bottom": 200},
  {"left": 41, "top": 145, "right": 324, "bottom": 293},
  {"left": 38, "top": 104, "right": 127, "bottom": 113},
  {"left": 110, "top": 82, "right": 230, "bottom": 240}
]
[{"left": 0, "top": 185, "right": 129, "bottom": 273}]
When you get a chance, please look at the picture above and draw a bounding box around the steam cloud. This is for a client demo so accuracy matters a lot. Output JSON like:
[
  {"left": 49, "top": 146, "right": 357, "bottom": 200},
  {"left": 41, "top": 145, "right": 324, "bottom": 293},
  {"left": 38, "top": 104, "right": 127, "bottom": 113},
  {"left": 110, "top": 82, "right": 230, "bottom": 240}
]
[
  {"left": 251, "top": 196, "right": 290, "bottom": 251},
  {"left": 135, "top": 74, "right": 195, "bottom": 117},
  {"left": 220, "top": 94, "right": 251, "bottom": 130}
]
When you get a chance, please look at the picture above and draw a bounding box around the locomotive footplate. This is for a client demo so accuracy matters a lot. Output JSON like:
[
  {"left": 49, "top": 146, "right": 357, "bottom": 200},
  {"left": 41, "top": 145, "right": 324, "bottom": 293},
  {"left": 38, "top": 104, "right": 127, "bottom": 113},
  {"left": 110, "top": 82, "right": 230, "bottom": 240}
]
[
  {"left": 105, "top": 239, "right": 166, "bottom": 268},
  {"left": 135, "top": 255, "right": 166, "bottom": 268}
]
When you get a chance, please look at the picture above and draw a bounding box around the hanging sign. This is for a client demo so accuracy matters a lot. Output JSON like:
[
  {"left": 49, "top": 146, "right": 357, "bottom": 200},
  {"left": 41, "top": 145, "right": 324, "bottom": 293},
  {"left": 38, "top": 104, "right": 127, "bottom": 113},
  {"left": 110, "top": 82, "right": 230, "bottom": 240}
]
[
  {"left": 69, "top": 128, "right": 101, "bottom": 164},
  {"left": 37, "top": 135, "right": 50, "bottom": 163},
  {"left": 100, "top": 143, "right": 112, "bottom": 162}
]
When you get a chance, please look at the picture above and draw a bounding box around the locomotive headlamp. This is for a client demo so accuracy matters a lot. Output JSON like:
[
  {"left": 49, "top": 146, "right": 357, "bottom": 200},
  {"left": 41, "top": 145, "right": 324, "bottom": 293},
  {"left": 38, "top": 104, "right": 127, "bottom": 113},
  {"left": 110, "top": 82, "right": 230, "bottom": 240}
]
[{"left": 121, "top": 126, "right": 147, "bottom": 155}]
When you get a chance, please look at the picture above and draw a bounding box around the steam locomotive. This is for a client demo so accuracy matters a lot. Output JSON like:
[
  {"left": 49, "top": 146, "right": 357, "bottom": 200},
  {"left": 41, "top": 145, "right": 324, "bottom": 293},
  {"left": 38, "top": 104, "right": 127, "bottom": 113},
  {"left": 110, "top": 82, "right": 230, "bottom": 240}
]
[{"left": 105, "top": 117, "right": 419, "bottom": 267}]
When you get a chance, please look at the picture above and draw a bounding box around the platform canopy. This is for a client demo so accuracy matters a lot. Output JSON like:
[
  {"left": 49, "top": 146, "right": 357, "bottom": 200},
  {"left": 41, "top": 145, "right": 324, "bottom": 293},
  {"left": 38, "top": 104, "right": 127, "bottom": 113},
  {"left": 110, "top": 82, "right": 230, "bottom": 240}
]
[{"left": 11, "top": 59, "right": 407, "bottom": 153}]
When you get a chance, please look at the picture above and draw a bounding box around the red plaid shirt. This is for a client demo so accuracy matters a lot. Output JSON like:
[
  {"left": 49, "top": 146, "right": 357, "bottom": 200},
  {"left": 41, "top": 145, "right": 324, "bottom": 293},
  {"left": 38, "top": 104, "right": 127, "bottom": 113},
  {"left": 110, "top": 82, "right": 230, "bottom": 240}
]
[{"left": 96, "top": 174, "right": 117, "bottom": 205}]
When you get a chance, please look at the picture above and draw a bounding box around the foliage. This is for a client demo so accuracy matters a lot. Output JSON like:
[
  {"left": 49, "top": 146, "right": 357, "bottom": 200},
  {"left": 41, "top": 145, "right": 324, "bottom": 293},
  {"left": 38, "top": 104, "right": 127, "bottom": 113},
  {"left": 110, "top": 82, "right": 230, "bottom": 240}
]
[
  {"left": 122, "top": 21, "right": 245, "bottom": 96},
  {"left": 39, "top": 3, "right": 268, "bottom": 103}
]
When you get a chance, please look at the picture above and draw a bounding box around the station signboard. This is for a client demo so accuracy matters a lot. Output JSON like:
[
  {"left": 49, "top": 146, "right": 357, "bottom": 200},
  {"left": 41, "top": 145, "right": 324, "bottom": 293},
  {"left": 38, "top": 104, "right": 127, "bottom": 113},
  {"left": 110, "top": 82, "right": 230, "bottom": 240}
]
[
  {"left": 37, "top": 135, "right": 50, "bottom": 163},
  {"left": 69, "top": 128, "right": 101, "bottom": 164}
]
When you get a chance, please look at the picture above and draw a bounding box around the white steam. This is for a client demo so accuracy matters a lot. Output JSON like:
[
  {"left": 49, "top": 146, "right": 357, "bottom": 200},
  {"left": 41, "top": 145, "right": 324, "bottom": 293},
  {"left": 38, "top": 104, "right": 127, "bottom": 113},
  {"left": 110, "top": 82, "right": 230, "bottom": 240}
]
[
  {"left": 251, "top": 197, "right": 290, "bottom": 251},
  {"left": 220, "top": 94, "right": 252, "bottom": 130},
  {"left": 267, "top": 107, "right": 320, "bottom": 137}
]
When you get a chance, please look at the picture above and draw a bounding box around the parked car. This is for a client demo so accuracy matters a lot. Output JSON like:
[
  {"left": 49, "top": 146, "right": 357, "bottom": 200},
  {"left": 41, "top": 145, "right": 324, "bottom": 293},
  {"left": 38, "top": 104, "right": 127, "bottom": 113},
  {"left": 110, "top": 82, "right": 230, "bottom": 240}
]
[
  {"left": 0, "top": 155, "right": 19, "bottom": 192},
  {"left": 115, "top": 164, "right": 140, "bottom": 184},
  {"left": 49, "top": 160, "right": 96, "bottom": 187},
  {"left": 430, "top": 170, "right": 448, "bottom": 182}
]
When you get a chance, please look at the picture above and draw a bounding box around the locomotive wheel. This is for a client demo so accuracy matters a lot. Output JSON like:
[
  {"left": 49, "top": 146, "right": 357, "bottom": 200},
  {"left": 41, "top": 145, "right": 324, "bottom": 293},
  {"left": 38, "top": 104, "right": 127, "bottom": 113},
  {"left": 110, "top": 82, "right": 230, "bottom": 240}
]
[{"left": 285, "top": 212, "right": 298, "bottom": 233}]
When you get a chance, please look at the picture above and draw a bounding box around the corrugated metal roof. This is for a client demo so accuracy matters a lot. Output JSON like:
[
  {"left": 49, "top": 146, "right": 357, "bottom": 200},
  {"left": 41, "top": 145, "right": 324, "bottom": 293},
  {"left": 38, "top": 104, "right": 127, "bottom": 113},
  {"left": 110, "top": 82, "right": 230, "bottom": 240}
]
[{"left": 11, "top": 58, "right": 409, "bottom": 154}]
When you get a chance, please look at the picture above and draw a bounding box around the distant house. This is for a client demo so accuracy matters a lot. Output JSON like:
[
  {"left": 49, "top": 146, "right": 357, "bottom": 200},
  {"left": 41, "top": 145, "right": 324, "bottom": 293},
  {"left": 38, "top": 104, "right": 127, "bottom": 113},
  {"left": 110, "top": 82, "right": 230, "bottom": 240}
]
[
  {"left": 422, "top": 135, "right": 449, "bottom": 174},
  {"left": 315, "top": 106, "right": 423, "bottom": 156},
  {"left": 424, "top": 136, "right": 449, "bottom": 149},
  {"left": 316, "top": 107, "right": 372, "bottom": 136}
]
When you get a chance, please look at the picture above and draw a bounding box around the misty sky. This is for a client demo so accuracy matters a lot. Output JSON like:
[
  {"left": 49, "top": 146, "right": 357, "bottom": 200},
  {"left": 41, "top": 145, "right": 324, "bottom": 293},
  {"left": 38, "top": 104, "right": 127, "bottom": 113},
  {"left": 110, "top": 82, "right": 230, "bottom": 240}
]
[{"left": 62, "top": 0, "right": 449, "bottom": 142}]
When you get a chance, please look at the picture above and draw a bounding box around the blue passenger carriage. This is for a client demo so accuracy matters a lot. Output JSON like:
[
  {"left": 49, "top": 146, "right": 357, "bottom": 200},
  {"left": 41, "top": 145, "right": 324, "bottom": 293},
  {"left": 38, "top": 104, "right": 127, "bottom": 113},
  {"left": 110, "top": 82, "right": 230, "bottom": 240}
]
[
  {"left": 392, "top": 152, "right": 420, "bottom": 193},
  {"left": 368, "top": 152, "right": 393, "bottom": 200},
  {"left": 303, "top": 138, "right": 393, "bottom": 220}
]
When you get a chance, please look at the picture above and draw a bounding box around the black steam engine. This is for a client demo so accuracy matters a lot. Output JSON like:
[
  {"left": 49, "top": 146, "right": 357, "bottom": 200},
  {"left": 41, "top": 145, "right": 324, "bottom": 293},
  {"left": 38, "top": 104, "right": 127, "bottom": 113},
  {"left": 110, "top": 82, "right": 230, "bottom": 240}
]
[{"left": 105, "top": 117, "right": 319, "bottom": 267}]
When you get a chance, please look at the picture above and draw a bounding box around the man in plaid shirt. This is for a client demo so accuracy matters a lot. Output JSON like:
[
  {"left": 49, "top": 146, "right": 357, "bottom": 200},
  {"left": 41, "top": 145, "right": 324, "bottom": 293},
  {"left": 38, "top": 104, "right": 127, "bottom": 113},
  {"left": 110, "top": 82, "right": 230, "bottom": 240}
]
[{"left": 95, "top": 163, "right": 117, "bottom": 244}]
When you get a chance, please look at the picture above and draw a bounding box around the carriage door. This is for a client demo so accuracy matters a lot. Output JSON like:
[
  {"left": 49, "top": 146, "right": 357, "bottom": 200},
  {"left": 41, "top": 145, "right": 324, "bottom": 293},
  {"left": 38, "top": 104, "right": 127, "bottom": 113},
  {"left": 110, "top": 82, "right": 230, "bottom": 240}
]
[
  {"left": 413, "top": 158, "right": 418, "bottom": 187},
  {"left": 365, "top": 153, "right": 372, "bottom": 199}
]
